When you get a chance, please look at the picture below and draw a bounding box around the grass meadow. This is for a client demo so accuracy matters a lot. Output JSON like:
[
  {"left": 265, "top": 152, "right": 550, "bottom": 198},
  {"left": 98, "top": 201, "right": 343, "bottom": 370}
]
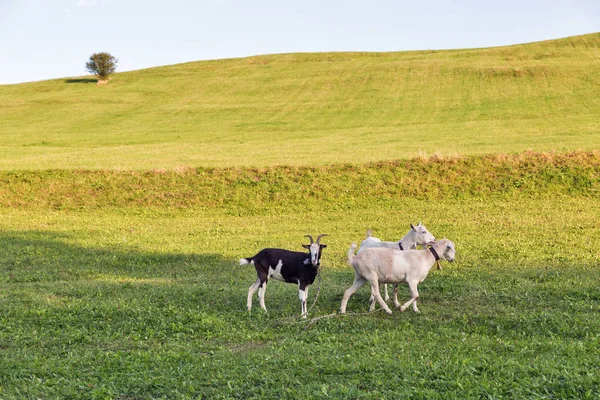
[
  {"left": 1, "top": 33, "right": 600, "bottom": 399},
  {"left": 0, "top": 33, "right": 599, "bottom": 170},
  {"left": 2, "top": 152, "right": 599, "bottom": 399}
]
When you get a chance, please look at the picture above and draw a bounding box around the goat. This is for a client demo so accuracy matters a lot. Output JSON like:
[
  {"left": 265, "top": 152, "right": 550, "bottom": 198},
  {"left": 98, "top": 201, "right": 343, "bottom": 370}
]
[
  {"left": 358, "top": 223, "right": 436, "bottom": 307},
  {"left": 358, "top": 223, "right": 435, "bottom": 253},
  {"left": 240, "top": 234, "right": 328, "bottom": 318},
  {"left": 340, "top": 239, "right": 455, "bottom": 315}
]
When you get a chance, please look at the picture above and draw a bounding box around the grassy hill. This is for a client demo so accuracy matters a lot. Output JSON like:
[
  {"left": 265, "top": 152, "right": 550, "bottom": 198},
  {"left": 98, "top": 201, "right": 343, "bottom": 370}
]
[{"left": 1, "top": 33, "right": 599, "bottom": 170}]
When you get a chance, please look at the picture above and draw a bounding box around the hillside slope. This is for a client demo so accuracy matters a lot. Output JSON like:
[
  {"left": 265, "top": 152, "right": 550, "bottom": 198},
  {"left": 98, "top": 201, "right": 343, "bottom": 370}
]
[{"left": 1, "top": 33, "right": 599, "bottom": 170}]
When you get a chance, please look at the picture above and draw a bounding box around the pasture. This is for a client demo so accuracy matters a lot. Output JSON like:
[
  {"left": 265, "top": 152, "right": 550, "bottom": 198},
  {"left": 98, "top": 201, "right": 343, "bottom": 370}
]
[
  {"left": 1, "top": 32, "right": 600, "bottom": 399},
  {"left": 2, "top": 152, "right": 599, "bottom": 399},
  {"left": 0, "top": 33, "right": 599, "bottom": 170}
]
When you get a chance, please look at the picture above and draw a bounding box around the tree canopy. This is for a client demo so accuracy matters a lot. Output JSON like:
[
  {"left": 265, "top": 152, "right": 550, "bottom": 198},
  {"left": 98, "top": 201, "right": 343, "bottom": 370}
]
[{"left": 85, "top": 52, "right": 118, "bottom": 81}]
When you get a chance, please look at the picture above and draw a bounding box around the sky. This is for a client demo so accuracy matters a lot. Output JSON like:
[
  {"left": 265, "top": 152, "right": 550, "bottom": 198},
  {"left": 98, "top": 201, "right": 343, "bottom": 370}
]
[{"left": 0, "top": 0, "right": 598, "bottom": 85}]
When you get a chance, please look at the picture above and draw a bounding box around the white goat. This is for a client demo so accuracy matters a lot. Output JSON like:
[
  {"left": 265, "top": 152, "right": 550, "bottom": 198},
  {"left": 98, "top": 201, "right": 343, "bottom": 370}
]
[
  {"left": 340, "top": 239, "right": 455, "bottom": 315},
  {"left": 358, "top": 223, "right": 436, "bottom": 306},
  {"left": 358, "top": 223, "right": 435, "bottom": 253}
]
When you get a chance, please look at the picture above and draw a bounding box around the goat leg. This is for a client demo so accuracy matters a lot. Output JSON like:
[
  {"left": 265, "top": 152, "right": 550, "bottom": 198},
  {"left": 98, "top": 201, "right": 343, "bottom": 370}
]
[
  {"left": 247, "top": 278, "right": 261, "bottom": 311},
  {"left": 299, "top": 285, "right": 308, "bottom": 318},
  {"left": 383, "top": 283, "right": 390, "bottom": 302},
  {"left": 393, "top": 284, "right": 401, "bottom": 308},
  {"left": 340, "top": 274, "right": 367, "bottom": 314},
  {"left": 399, "top": 282, "right": 420, "bottom": 313},
  {"left": 258, "top": 282, "right": 268, "bottom": 312},
  {"left": 370, "top": 280, "right": 393, "bottom": 314}
]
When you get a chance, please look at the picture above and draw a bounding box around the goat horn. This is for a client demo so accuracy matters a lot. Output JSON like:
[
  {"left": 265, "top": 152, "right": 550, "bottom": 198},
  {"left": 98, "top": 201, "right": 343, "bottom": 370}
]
[
  {"left": 304, "top": 235, "right": 314, "bottom": 244},
  {"left": 316, "top": 234, "right": 329, "bottom": 243}
]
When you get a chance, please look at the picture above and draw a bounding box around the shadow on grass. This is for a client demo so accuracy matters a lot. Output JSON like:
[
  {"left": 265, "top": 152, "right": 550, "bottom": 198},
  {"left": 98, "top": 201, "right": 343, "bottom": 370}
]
[
  {"left": 64, "top": 78, "right": 97, "bottom": 84},
  {"left": 0, "top": 230, "right": 238, "bottom": 284},
  {"left": 0, "top": 230, "right": 348, "bottom": 317},
  {"left": 0, "top": 230, "right": 328, "bottom": 319}
]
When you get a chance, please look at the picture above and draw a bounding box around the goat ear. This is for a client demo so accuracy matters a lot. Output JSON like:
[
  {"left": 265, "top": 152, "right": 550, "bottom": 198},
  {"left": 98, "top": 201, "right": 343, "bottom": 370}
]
[
  {"left": 410, "top": 223, "right": 416, "bottom": 230},
  {"left": 320, "top": 244, "right": 327, "bottom": 249},
  {"left": 302, "top": 244, "right": 310, "bottom": 249}
]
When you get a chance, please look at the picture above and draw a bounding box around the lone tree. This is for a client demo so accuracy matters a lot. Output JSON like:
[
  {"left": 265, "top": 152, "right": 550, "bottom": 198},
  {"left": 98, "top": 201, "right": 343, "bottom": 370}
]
[{"left": 85, "top": 52, "right": 118, "bottom": 83}]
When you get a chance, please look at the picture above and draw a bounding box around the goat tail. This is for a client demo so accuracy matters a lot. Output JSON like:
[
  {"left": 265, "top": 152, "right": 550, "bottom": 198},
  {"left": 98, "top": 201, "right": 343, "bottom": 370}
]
[
  {"left": 239, "top": 258, "right": 252, "bottom": 266},
  {"left": 366, "top": 229, "right": 373, "bottom": 238},
  {"left": 347, "top": 243, "right": 358, "bottom": 265}
]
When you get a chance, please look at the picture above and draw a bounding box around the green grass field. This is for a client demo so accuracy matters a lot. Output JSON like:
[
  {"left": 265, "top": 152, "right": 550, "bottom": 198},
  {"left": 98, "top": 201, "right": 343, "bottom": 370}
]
[
  {"left": 1, "top": 33, "right": 599, "bottom": 170},
  {"left": 1, "top": 33, "right": 600, "bottom": 399}
]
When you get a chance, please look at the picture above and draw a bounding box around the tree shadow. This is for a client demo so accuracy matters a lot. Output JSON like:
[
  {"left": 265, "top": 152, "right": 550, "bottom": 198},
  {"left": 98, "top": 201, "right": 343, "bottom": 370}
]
[
  {"left": 64, "top": 78, "right": 97, "bottom": 84},
  {"left": 0, "top": 230, "right": 238, "bottom": 284},
  {"left": 0, "top": 230, "right": 341, "bottom": 317}
]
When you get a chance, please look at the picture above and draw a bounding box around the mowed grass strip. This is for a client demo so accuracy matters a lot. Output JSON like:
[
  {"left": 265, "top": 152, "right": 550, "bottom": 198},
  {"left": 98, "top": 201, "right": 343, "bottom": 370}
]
[
  {"left": 1, "top": 33, "right": 599, "bottom": 170},
  {"left": 1, "top": 150, "right": 598, "bottom": 210}
]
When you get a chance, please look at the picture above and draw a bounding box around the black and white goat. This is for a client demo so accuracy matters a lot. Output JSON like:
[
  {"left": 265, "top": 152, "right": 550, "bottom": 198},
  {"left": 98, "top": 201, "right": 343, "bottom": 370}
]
[{"left": 240, "top": 234, "right": 328, "bottom": 318}]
